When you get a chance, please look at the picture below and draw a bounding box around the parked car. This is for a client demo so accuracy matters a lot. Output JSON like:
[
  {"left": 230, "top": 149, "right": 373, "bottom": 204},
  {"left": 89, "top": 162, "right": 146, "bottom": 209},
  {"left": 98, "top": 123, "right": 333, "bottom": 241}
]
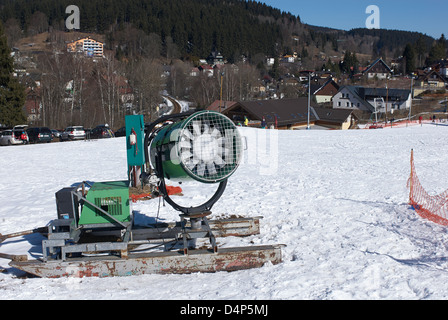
[
  {"left": 84, "top": 128, "right": 92, "bottom": 139},
  {"left": 60, "top": 126, "right": 86, "bottom": 141},
  {"left": 90, "top": 125, "right": 115, "bottom": 139},
  {"left": 13, "top": 125, "right": 29, "bottom": 143},
  {"left": 26, "top": 127, "right": 54, "bottom": 143},
  {"left": 114, "top": 127, "right": 126, "bottom": 137},
  {"left": 51, "top": 129, "right": 62, "bottom": 139},
  {"left": 0, "top": 130, "right": 25, "bottom": 146}
]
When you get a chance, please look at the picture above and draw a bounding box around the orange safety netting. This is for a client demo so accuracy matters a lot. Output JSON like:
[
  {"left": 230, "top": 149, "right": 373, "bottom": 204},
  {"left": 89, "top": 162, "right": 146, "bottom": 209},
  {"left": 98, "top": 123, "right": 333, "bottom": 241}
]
[
  {"left": 408, "top": 149, "right": 448, "bottom": 226},
  {"left": 130, "top": 186, "right": 183, "bottom": 203}
]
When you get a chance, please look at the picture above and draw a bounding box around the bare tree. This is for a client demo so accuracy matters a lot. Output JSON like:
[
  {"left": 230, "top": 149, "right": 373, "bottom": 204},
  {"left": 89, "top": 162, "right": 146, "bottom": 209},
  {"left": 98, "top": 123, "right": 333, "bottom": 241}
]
[
  {"left": 4, "top": 18, "right": 22, "bottom": 47},
  {"left": 38, "top": 52, "right": 73, "bottom": 128},
  {"left": 95, "top": 52, "right": 123, "bottom": 128},
  {"left": 28, "top": 11, "right": 49, "bottom": 36},
  {"left": 128, "top": 58, "right": 165, "bottom": 121},
  {"left": 168, "top": 60, "right": 190, "bottom": 98},
  {"left": 236, "top": 62, "right": 259, "bottom": 101}
]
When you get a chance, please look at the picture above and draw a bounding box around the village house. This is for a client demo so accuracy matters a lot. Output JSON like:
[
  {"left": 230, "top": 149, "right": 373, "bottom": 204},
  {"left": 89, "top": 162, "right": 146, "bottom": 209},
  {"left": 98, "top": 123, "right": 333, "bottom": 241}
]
[
  {"left": 24, "top": 86, "right": 41, "bottom": 123},
  {"left": 439, "top": 61, "right": 448, "bottom": 79},
  {"left": 313, "top": 107, "right": 357, "bottom": 130},
  {"left": 282, "top": 54, "right": 295, "bottom": 63},
  {"left": 251, "top": 82, "right": 267, "bottom": 95},
  {"left": 66, "top": 37, "right": 104, "bottom": 57},
  {"left": 426, "top": 60, "right": 448, "bottom": 79},
  {"left": 333, "top": 85, "right": 412, "bottom": 113},
  {"left": 198, "top": 65, "right": 214, "bottom": 77},
  {"left": 416, "top": 69, "right": 447, "bottom": 89},
  {"left": 362, "top": 58, "right": 393, "bottom": 80},
  {"left": 206, "top": 51, "right": 225, "bottom": 66},
  {"left": 311, "top": 77, "right": 340, "bottom": 104},
  {"left": 189, "top": 67, "right": 200, "bottom": 77}
]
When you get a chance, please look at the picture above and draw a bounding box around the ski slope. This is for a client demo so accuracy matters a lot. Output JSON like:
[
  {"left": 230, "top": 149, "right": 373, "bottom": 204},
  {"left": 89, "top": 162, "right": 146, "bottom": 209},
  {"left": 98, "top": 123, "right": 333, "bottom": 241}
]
[{"left": 1, "top": 123, "right": 448, "bottom": 300}]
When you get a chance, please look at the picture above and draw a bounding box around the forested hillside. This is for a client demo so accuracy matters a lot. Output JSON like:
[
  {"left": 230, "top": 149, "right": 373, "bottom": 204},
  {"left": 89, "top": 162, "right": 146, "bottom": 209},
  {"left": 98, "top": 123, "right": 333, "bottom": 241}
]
[
  {"left": 0, "top": 0, "right": 441, "bottom": 64},
  {"left": 0, "top": 0, "right": 299, "bottom": 60}
]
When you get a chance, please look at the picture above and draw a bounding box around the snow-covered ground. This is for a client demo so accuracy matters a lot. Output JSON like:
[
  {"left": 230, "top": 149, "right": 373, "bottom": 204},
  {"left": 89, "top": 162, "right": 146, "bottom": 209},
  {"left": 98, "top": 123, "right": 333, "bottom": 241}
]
[{"left": 1, "top": 123, "right": 448, "bottom": 300}]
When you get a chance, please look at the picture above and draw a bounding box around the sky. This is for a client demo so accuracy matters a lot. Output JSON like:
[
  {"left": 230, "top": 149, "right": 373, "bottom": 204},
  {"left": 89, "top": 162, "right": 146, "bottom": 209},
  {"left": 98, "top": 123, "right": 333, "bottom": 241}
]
[{"left": 261, "top": 0, "right": 446, "bottom": 39}]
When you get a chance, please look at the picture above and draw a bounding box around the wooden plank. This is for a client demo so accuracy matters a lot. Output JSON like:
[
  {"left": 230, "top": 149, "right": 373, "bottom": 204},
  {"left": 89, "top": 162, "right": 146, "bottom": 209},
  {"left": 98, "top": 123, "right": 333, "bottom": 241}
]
[{"left": 0, "top": 253, "right": 28, "bottom": 262}]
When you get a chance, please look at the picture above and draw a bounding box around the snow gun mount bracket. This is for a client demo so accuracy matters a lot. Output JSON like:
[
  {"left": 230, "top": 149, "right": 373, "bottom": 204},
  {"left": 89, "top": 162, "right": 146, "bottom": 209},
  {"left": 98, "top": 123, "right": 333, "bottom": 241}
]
[{"left": 1, "top": 111, "right": 283, "bottom": 278}]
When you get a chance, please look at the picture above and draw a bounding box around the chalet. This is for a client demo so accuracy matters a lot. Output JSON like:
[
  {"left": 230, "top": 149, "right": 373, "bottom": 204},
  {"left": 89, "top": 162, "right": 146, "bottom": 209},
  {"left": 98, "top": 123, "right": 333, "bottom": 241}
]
[
  {"left": 20, "top": 74, "right": 42, "bottom": 123},
  {"left": 416, "top": 69, "right": 446, "bottom": 89},
  {"left": 198, "top": 65, "right": 214, "bottom": 77},
  {"left": 282, "top": 55, "right": 295, "bottom": 63},
  {"left": 313, "top": 108, "right": 357, "bottom": 130},
  {"left": 311, "top": 77, "right": 340, "bottom": 104},
  {"left": 362, "top": 58, "right": 393, "bottom": 80},
  {"left": 440, "top": 61, "right": 448, "bottom": 79},
  {"left": 189, "top": 67, "right": 200, "bottom": 77},
  {"left": 333, "top": 86, "right": 411, "bottom": 113},
  {"left": 221, "top": 98, "right": 356, "bottom": 130},
  {"left": 427, "top": 60, "right": 448, "bottom": 79},
  {"left": 222, "top": 98, "right": 318, "bottom": 129},
  {"left": 206, "top": 51, "right": 225, "bottom": 66},
  {"left": 252, "top": 82, "right": 267, "bottom": 95},
  {"left": 24, "top": 87, "right": 41, "bottom": 123},
  {"left": 66, "top": 37, "right": 104, "bottom": 57}
]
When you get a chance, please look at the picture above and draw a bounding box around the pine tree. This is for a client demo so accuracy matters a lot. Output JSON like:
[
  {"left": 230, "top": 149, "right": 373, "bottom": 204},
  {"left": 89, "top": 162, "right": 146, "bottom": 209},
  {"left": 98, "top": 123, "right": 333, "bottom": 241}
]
[
  {"left": 340, "top": 51, "right": 359, "bottom": 75},
  {"left": 403, "top": 43, "right": 416, "bottom": 74},
  {"left": 0, "top": 21, "right": 26, "bottom": 127},
  {"left": 426, "top": 34, "right": 447, "bottom": 65},
  {"left": 415, "top": 35, "right": 427, "bottom": 68}
]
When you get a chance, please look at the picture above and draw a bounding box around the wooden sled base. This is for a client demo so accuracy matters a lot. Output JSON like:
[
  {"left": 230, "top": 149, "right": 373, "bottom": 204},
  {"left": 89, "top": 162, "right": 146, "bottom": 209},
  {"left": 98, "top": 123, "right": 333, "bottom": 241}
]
[{"left": 10, "top": 244, "right": 284, "bottom": 278}]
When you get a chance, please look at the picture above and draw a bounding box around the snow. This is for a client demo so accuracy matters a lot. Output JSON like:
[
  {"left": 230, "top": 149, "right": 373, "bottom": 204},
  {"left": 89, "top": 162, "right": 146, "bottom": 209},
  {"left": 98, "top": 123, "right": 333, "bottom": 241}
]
[{"left": 2, "top": 123, "right": 448, "bottom": 300}]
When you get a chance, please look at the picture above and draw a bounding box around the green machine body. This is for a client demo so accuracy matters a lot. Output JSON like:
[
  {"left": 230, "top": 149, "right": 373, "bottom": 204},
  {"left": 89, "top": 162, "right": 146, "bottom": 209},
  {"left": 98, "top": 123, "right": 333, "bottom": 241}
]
[{"left": 78, "top": 180, "right": 131, "bottom": 227}]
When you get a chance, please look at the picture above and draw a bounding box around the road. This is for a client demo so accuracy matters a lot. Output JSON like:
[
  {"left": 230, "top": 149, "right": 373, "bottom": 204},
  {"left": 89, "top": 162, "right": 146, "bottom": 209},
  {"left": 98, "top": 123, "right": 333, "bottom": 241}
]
[{"left": 162, "top": 96, "right": 182, "bottom": 114}]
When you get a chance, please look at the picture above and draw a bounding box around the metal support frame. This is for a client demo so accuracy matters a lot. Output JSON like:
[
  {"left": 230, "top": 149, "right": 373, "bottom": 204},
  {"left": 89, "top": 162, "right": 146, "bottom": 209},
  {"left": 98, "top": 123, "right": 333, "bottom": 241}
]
[
  {"left": 180, "top": 212, "right": 217, "bottom": 255},
  {"left": 143, "top": 111, "right": 229, "bottom": 254}
]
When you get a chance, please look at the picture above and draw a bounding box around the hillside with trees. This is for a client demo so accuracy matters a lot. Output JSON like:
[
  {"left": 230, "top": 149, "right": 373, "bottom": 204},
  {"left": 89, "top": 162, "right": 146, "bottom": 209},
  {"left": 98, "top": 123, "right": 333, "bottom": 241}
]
[
  {"left": 0, "top": 0, "right": 446, "bottom": 129},
  {"left": 2, "top": 0, "right": 443, "bottom": 63},
  {"left": 0, "top": 0, "right": 293, "bottom": 60}
]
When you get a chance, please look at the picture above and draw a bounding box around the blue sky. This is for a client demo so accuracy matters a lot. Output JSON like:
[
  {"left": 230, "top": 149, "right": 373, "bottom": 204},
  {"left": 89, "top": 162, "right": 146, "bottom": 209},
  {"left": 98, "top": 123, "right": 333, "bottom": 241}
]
[{"left": 261, "top": 0, "right": 446, "bottom": 39}]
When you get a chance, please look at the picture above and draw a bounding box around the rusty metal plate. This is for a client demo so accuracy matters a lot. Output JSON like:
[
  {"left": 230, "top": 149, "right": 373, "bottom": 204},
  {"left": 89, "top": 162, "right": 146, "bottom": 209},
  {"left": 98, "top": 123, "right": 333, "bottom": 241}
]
[{"left": 9, "top": 245, "right": 283, "bottom": 278}]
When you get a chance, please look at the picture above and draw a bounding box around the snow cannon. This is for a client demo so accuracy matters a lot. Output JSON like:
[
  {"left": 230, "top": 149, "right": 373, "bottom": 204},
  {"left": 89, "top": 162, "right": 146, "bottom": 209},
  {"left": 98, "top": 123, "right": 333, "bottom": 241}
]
[
  {"left": 145, "top": 110, "right": 243, "bottom": 216},
  {"left": 3, "top": 110, "right": 283, "bottom": 278},
  {"left": 149, "top": 110, "right": 242, "bottom": 184}
]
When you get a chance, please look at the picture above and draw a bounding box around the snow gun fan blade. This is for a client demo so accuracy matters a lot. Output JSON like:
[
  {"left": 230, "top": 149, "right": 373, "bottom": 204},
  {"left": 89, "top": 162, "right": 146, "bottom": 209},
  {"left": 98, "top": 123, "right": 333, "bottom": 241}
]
[{"left": 178, "top": 111, "right": 242, "bottom": 183}]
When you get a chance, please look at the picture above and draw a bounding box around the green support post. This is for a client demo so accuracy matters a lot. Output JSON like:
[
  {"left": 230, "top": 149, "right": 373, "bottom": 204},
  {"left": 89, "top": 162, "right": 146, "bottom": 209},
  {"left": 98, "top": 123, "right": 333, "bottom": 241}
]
[{"left": 125, "top": 115, "right": 145, "bottom": 188}]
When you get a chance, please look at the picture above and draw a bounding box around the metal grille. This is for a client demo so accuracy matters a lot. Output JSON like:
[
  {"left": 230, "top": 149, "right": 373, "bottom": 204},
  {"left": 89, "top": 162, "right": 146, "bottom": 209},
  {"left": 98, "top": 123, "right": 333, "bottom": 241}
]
[
  {"left": 94, "top": 197, "right": 122, "bottom": 216},
  {"left": 177, "top": 111, "right": 242, "bottom": 183}
]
